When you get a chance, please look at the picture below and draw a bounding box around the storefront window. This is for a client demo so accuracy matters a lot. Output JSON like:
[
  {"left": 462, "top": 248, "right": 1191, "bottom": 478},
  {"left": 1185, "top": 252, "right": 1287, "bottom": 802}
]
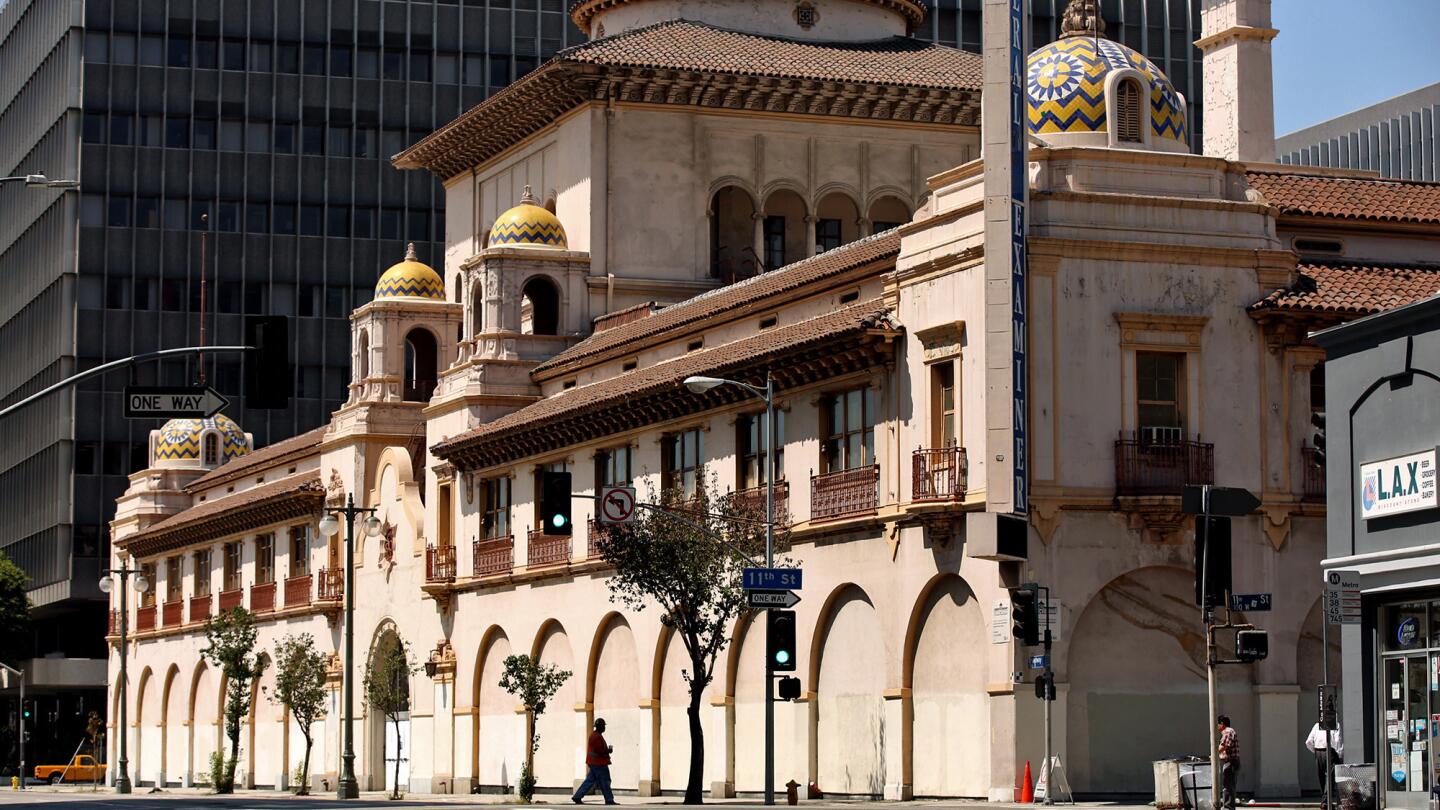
[{"left": 1387, "top": 602, "right": 1429, "bottom": 651}]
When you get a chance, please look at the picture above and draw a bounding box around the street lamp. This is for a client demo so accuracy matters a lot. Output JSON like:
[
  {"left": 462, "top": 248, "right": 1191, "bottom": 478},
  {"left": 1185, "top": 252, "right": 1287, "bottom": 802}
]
[
  {"left": 98, "top": 565, "right": 150, "bottom": 794},
  {"left": 0, "top": 174, "right": 80, "bottom": 189},
  {"left": 319, "top": 493, "right": 382, "bottom": 799},
  {"left": 681, "top": 373, "right": 778, "bottom": 805}
]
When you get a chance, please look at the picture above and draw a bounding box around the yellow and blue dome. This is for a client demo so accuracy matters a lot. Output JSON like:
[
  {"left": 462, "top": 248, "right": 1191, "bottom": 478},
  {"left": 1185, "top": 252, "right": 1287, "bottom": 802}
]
[
  {"left": 375, "top": 243, "right": 445, "bottom": 301},
  {"left": 489, "top": 187, "right": 567, "bottom": 249},
  {"left": 1027, "top": 36, "right": 1188, "bottom": 146},
  {"left": 153, "top": 414, "right": 251, "bottom": 464}
]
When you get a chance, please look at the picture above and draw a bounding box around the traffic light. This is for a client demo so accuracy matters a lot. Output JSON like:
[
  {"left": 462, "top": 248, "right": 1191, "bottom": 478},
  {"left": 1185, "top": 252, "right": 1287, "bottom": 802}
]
[
  {"left": 21, "top": 699, "right": 31, "bottom": 720},
  {"left": 1236, "top": 629, "right": 1269, "bottom": 662},
  {"left": 1034, "top": 672, "right": 1055, "bottom": 701},
  {"left": 539, "top": 471, "right": 573, "bottom": 536},
  {"left": 766, "top": 609, "right": 797, "bottom": 672},
  {"left": 244, "top": 315, "right": 291, "bottom": 410},
  {"left": 1194, "top": 516, "right": 1232, "bottom": 609},
  {"left": 1012, "top": 585, "right": 1039, "bottom": 646},
  {"left": 1311, "top": 411, "right": 1327, "bottom": 468},
  {"left": 777, "top": 676, "right": 802, "bottom": 701}
]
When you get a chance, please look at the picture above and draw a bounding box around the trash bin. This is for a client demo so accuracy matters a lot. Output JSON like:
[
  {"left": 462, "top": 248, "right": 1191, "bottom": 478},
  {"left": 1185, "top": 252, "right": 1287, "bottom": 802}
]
[
  {"left": 1334, "top": 764, "right": 1376, "bottom": 810},
  {"left": 1178, "top": 759, "right": 1213, "bottom": 810},
  {"left": 1154, "top": 757, "right": 1209, "bottom": 810}
]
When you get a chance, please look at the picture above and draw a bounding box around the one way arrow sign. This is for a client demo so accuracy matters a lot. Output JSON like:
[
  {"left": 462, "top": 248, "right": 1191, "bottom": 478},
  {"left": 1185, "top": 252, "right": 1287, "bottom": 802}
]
[
  {"left": 124, "top": 386, "right": 231, "bottom": 419},
  {"left": 746, "top": 590, "right": 801, "bottom": 610}
]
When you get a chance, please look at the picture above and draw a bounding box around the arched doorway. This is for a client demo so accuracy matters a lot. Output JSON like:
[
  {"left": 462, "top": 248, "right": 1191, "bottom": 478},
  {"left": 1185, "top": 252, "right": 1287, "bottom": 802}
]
[
  {"left": 814, "top": 192, "right": 861, "bottom": 253},
  {"left": 365, "top": 629, "right": 413, "bottom": 793},
  {"left": 906, "top": 574, "right": 989, "bottom": 797},
  {"left": 867, "top": 196, "right": 910, "bottom": 233},
  {"left": 710, "top": 186, "right": 758, "bottom": 281},
  {"left": 588, "top": 615, "right": 641, "bottom": 790},
  {"left": 402, "top": 328, "right": 437, "bottom": 402},
  {"left": 472, "top": 627, "right": 521, "bottom": 792},
  {"left": 520, "top": 277, "right": 561, "bottom": 336},
  {"left": 532, "top": 620, "right": 578, "bottom": 790},
  {"left": 761, "top": 189, "right": 808, "bottom": 270},
  {"left": 812, "top": 585, "right": 887, "bottom": 797}
]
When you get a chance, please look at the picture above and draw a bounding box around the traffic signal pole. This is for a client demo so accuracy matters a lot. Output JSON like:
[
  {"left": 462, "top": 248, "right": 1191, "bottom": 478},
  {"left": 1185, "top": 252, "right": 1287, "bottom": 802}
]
[
  {"left": 1, "top": 662, "right": 24, "bottom": 790},
  {"left": 1201, "top": 485, "right": 1221, "bottom": 810},
  {"left": 763, "top": 374, "right": 776, "bottom": 807}
]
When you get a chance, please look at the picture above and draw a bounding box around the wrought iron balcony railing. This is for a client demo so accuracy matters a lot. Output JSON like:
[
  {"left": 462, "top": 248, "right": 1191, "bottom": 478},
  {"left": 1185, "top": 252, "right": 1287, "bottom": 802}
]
[
  {"left": 912, "top": 446, "right": 968, "bottom": 501},
  {"left": 811, "top": 465, "right": 880, "bottom": 522}
]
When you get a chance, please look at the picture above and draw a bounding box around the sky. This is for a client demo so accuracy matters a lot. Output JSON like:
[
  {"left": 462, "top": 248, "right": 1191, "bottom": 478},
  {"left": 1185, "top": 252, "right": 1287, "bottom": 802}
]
[{"left": 1271, "top": 0, "right": 1440, "bottom": 136}]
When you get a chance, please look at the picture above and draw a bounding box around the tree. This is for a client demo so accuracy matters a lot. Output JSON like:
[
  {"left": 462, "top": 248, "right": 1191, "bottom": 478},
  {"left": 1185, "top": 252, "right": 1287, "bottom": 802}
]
[
  {"left": 271, "top": 634, "right": 328, "bottom": 795},
  {"left": 0, "top": 551, "right": 31, "bottom": 667},
  {"left": 596, "top": 471, "right": 782, "bottom": 804},
  {"left": 200, "top": 607, "right": 265, "bottom": 793},
  {"left": 364, "top": 635, "right": 416, "bottom": 800},
  {"left": 497, "top": 654, "right": 571, "bottom": 802},
  {"left": 85, "top": 711, "right": 103, "bottom": 791}
]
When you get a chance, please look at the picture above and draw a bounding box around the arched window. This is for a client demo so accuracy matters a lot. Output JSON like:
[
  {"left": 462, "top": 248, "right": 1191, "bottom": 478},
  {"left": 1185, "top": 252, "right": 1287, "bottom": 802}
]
[
  {"left": 469, "top": 281, "right": 484, "bottom": 338},
  {"left": 1115, "top": 78, "right": 1143, "bottom": 144},
  {"left": 202, "top": 432, "right": 220, "bottom": 466},
  {"left": 519, "top": 277, "right": 560, "bottom": 336},
  {"left": 358, "top": 330, "right": 370, "bottom": 380},
  {"left": 403, "top": 328, "right": 438, "bottom": 401},
  {"left": 709, "top": 186, "right": 758, "bottom": 281}
]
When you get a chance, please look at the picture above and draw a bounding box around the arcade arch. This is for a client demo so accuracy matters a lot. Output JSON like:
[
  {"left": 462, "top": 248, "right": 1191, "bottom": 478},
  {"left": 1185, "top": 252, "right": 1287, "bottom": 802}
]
[
  {"left": 402, "top": 328, "right": 438, "bottom": 402},
  {"left": 904, "top": 574, "right": 989, "bottom": 797},
  {"left": 761, "top": 189, "right": 808, "bottom": 271},
  {"left": 161, "top": 664, "right": 184, "bottom": 786},
  {"left": 709, "top": 185, "right": 758, "bottom": 281},
  {"left": 867, "top": 196, "right": 911, "bottom": 232},
  {"left": 520, "top": 277, "right": 561, "bottom": 336},
  {"left": 587, "top": 613, "right": 641, "bottom": 790},
  {"left": 532, "top": 620, "right": 578, "bottom": 790},
  {"left": 814, "top": 191, "right": 861, "bottom": 252},
  {"left": 811, "top": 584, "right": 887, "bottom": 797},
  {"left": 472, "top": 627, "right": 521, "bottom": 791}
]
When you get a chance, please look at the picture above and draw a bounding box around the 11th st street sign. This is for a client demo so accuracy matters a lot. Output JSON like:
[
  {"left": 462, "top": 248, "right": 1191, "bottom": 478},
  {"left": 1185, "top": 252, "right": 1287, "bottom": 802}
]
[{"left": 124, "top": 385, "right": 230, "bottom": 419}]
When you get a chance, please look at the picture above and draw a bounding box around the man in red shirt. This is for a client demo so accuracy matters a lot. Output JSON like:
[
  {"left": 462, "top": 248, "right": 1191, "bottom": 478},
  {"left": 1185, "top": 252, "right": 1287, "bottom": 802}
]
[{"left": 572, "top": 717, "right": 616, "bottom": 805}]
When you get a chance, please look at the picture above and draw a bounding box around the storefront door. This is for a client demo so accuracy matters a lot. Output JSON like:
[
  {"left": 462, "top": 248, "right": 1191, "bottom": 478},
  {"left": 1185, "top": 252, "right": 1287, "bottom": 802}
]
[{"left": 1379, "top": 599, "right": 1440, "bottom": 809}]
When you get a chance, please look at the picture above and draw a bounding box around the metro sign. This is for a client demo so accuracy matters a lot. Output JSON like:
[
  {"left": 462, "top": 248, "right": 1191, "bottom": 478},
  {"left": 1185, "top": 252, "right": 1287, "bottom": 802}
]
[{"left": 1360, "top": 449, "right": 1438, "bottom": 520}]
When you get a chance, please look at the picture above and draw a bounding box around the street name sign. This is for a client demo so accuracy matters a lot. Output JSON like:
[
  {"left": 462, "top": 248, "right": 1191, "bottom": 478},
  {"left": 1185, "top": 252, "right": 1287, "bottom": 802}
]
[
  {"left": 1230, "top": 593, "right": 1273, "bottom": 612},
  {"left": 1360, "top": 450, "right": 1438, "bottom": 520},
  {"left": 124, "top": 385, "right": 229, "bottom": 419},
  {"left": 743, "top": 567, "right": 802, "bottom": 591},
  {"left": 597, "top": 486, "right": 637, "bottom": 525},
  {"left": 746, "top": 590, "right": 801, "bottom": 610},
  {"left": 1324, "top": 570, "right": 1361, "bottom": 625},
  {"left": 1181, "top": 485, "right": 1262, "bottom": 517}
]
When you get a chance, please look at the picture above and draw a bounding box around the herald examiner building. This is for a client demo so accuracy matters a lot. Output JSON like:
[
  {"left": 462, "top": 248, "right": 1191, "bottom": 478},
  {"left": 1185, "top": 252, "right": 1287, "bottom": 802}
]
[{"left": 104, "top": 0, "right": 1440, "bottom": 799}]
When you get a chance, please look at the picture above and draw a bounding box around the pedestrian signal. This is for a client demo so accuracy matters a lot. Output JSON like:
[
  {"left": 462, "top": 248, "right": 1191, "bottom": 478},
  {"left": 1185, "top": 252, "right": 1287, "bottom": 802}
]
[{"left": 777, "top": 676, "right": 801, "bottom": 701}]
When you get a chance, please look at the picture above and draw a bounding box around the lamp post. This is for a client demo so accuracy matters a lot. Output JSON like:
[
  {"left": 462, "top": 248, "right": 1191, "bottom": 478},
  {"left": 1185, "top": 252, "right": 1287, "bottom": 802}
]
[
  {"left": 319, "top": 493, "right": 382, "bottom": 800},
  {"left": 98, "top": 564, "right": 151, "bottom": 794},
  {"left": 0, "top": 174, "right": 80, "bottom": 189},
  {"left": 682, "top": 373, "right": 777, "bottom": 805}
]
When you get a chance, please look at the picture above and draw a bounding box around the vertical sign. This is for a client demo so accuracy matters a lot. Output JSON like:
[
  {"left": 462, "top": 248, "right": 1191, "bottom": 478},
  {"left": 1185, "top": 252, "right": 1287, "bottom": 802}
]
[{"left": 1008, "top": 0, "right": 1028, "bottom": 516}]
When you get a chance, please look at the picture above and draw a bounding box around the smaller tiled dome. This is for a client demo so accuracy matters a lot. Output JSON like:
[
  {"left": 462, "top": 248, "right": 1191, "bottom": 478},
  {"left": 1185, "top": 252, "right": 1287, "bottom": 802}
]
[
  {"left": 152, "top": 414, "right": 251, "bottom": 467},
  {"left": 375, "top": 243, "right": 445, "bottom": 301},
  {"left": 490, "top": 186, "right": 568, "bottom": 249}
]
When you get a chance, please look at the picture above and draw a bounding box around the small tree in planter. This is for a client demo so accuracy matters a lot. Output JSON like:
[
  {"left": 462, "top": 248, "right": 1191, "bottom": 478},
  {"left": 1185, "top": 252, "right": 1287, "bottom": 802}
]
[
  {"left": 201, "top": 607, "right": 265, "bottom": 793},
  {"left": 271, "top": 633, "right": 328, "bottom": 795},
  {"left": 364, "top": 635, "right": 416, "bottom": 800},
  {"left": 498, "top": 654, "right": 571, "bottom": 802}
]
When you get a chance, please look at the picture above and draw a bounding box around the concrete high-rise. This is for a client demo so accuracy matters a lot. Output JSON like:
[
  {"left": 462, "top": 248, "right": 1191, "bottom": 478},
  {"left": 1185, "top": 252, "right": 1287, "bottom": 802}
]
[{"left": 1276, "top": 82, "right": 1440, "bottom": 180}]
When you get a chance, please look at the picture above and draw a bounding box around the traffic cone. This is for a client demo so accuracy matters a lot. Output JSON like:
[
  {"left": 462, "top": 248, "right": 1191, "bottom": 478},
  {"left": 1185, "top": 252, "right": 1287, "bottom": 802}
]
[{"left": 1021, "top": 760, "right": 1035, "bottom": 803}]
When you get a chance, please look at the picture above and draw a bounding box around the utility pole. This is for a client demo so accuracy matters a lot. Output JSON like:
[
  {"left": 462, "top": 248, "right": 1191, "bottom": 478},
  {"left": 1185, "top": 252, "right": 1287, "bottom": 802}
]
[
  {"left": 763, "top": 373, "right": 776, "bottom": 807},
  {"left": 1201, "top": 485, "right": 1221, "bottom": 810}
]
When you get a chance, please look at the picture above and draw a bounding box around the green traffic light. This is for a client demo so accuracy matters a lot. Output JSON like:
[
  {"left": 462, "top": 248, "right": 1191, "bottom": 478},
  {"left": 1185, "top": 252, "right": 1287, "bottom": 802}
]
[
  {"left": 552, "top": 514, "right": 567, "bottom": 528},
  {"left": 775, "top": 650, "right": 790, "bottom": 665}
]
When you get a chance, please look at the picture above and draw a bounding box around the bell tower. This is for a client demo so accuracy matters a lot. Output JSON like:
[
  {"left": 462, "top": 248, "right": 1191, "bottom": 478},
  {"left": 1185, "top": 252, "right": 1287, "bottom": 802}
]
[{"left": 1197, "top": 0, "right": 1278, "bottom": 162}]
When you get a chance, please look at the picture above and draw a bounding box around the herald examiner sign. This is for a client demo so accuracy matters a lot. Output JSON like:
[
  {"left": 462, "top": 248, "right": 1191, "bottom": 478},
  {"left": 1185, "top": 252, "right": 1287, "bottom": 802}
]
[{"left": 1360, "top": 449, "right": 1438, "bottom": 520}]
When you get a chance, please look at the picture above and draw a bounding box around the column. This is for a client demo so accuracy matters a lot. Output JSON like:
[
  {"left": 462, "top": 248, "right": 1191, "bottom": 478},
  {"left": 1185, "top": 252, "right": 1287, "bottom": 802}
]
[
  {"left": 574, "top": 703, "right": 592, "bottom": 790},
  {"left": 707, "top": 696, "right": 734, "bottom": 798},
  {"left": 752, "top": 214, "right": 765, "bottom": 271},
  {"left": 636, "top": 700, "right": 659, "bottom": 796},
  {"left": 1256, "top": 684, "right": 1301, "bottom": 798},
  {"left": 804, "top": 215, "right": 818, "bottom": 258},
  {"left": 882, "top": 689, "right": 912, "bottom": 800},
  {"left": 859, "top": 217, "right": 873, "bottom": 238}
]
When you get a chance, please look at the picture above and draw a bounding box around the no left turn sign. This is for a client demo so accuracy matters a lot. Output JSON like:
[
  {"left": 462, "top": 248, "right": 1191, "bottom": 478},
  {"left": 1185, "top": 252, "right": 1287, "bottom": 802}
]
[{"left": 599, "top": 486, "right": 637, "bottom": 524}]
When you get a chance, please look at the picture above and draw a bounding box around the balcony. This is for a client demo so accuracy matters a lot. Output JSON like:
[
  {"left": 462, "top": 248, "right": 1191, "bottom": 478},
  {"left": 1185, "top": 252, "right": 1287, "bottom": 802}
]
[
  {"left": 250, "top": 581, "right": 276, "bottom": 612},
  {"left": 913, "top": 446, "right": 968, "bottom": 501},
  {"left": 811, "top": 465, "right": 880, "bottom": 522},
  {"left": 426, "top": 545, "right": 457, "bottom": 582},
  {"left": 189, "top": 594, "right": 211, "bottom": 624},
  {"left": 1114, "top": 434, "right": 1214, "bottom": 496},
  {"left": 163, "top": 599, "right": 184, "bottom": 627},
  {"left": 107, "top": 609, "right": 119, "bottom": 637},
  {"left": 587, "top": 519, "right": 611, "bottom": 560},
  {"left": 1302, "top": 445, "right": 1326, "bottom": 502},
  {"left": 730, "top": 480, "right": 790, "bottom": 523},
  {"left": 316, "top": 568, "right": 343, "bottom": 602},
  {"left": 218, "top": 588, "right": 243, "bottom": 612},
  {"left": 473, "top": 535, "right": 514, "bottom": 577},
  {"left": 136, "top": 604, "right": 156, "bottom": 633},
  {"left": 527, "top": 530, "right": 569, "bottom": 569},
  {"left": 285, "top": 574, "right": 313, "bottom": 608}
]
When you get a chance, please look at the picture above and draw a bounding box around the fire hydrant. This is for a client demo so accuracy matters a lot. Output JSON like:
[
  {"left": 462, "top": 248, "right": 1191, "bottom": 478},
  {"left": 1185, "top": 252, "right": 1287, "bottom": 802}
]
[
  {"left": 786, "top": 779, "right": 800, "bottom": 805},
  {"left": 10, "top": 776, "right": 18, "bottom": 790}
]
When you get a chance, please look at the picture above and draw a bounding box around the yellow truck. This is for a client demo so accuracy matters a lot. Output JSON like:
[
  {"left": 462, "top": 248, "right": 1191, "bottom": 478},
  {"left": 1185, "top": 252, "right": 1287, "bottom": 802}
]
[{"left": 33, "top": 755, "right": 106, "bottom": 784}]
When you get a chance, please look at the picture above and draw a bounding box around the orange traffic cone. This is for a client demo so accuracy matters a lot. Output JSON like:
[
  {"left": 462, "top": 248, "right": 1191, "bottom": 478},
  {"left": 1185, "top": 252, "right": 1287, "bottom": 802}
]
[{"left": 1021, "top": 760, "right": 1035, "bottom": 803}]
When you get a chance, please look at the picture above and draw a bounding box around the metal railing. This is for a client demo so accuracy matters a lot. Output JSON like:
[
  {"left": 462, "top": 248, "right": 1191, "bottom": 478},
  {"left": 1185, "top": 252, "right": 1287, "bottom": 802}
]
[
  {"left": 811, "top": 465, "right": 880, "bottom": 521},
  {"left": 189, "top": 594, "right": 212, "bottom": 624},
  {"left": 729, "top": 480, "right": 790, "bottom": 523},
  {"left": 1302, "top": 445, "right": 1326, "bottom": 501},
  {"left": 162, "top": 600, "right": 183, "bottom": 627},
  {"left": 912, "top": 446, "right": 968, "bottom": 501},
  {"left": 1114, "top": 434, "right": 1214, "bottom": 496},
  {"left": 136, "top": 605, "right": 156, "bottom": 632},
  {"left": 587, "top": 519, "right": 610, "bottom": 560},
  {"left": 426, "top": 545, "right": 457, "bottom": 582},
  {"left": 107, "top": 609, "right": 119, "bottom": 637},
  {"left": 250, "top": 581, "right": 276, "bottom": 612},
  {"left": 285, "top": 574, "right": 313, "bottom": 607},
  {"left": 218, "top": 588, "right": 244, "bottom": 612},
  {"left": 473, "top": 535, "right": 514, "bottom": 577},
  {"left": 527, "top": 530, "right": 569, "bottom": 568},
  {"left": 316, "top": 568, "right": 344, "bottom": 602}
]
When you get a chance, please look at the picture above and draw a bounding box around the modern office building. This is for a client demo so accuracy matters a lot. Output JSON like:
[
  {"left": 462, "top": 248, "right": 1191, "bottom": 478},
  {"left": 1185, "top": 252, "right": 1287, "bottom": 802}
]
[{"left": 1276, "top": 82, "right": 1440, "bottom": 181}]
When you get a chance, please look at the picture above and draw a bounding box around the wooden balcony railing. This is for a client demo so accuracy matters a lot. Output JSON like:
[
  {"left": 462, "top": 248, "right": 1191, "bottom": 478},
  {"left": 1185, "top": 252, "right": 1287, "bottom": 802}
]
[
  {"left": 811, "top": 465, "right": 880, "bottom": 522},
  {"left": 136, "top": 605, "right": 156, "bottom": 632},
  {"left": 162, "top": 599, "right": 184, "bottom": 627},
  {"left": 189, "top": 594, "right": 211, "bottom": 624},
  {"left": 250, "top": 581, "right": 276, "bottom": 612},
  {"left": 473, "top": 535, "right": 514, "bottom": 577},
  {"left": 527, "top": 530, "right": 569, "bottom": 568},
  {"left": 587, "top": 519, "right": 610, "bottom": 560},
  {"left": 426, "top": 545, "right": 457, "bottom": 582},
  {"left": 913, "top": 446, "right": 968, "bottom": 501},
  {"left": 285, "top": 574, "right": 312, "bottom": 607},
  {"left": 729, "top": 481, "right": 790, "bottom": 523},
  {"left": 1302, "top": 445, "right": 1326, "bottom": 501},
  {"left": 316, "top": 568, "right": 343, "bottom": 602},
  {"left": 1114, "top": 434, "right": 1214, "bottom": 496},
  {"left": 218, "top": 588, "right": 243, "bottom": 612}
]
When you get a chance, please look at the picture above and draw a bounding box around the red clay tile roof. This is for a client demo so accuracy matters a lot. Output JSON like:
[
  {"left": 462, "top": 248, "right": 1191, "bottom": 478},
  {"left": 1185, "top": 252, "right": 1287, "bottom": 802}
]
[
  {"left": 1246, "top": 170, "right": 1440, "bottom": 226},
  {"left": 1253, "top": 261, "right": 1440, "bottom": 317},
  {"left": 186, "top": 426, "right": 328, "bottom": 492},
  {"left": 434, "top": 299, "right": 899, "bottom": 469},
  {"left": 122, "top": 471, "right": 325, "bottom": 558},
  {"left": 534, "top": 229, "right": 901, "bottom": 379}
]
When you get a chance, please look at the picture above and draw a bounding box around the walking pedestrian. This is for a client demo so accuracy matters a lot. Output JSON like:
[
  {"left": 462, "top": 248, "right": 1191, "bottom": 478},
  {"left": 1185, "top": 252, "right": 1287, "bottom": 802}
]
[
  {"left": 573, "top": 717, "right": 616, "bottom": 805},
  {"left": 1305, "top": 721, "right": 1343, "bottom": 803},
  {"left": 1218, "top": 715, "right": 1240, "bottom": 810}
]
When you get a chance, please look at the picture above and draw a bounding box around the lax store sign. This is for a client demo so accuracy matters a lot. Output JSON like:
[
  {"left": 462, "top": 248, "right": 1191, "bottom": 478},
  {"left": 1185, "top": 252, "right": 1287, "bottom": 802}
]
[{"left": 1361, "top": 449, "right": 1438, "bottom": 520}]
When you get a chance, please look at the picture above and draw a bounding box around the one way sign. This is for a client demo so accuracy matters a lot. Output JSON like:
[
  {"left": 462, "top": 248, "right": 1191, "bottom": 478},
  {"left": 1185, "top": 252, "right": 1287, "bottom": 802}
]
[{"left": 124, "top": 386, "right": 231, "bottom": 419}]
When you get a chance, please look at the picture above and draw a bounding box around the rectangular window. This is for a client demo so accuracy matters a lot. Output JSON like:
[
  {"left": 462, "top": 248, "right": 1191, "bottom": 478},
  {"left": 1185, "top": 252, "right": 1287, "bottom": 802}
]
[
  {"left": 738, "top": 411, "right": 785, "bottom": 489},
  {"left": 1310, "top": 363, "right": 1325, "bottom": 413},
  {"left": 463, "top": 54, "right": 485, "bottom": 85},
  {"left": 274, "top": 122, "right": 296, "bottom": 154},
  {"left": 215, "top": 200, "right": 240, "bottom": 232},
  {"left": 409, "top": 51, "right": 431, "bottom": 81},
  {"left": 435, "top": 52, "right": 459, "bottom": 83},
  {"left": 82, "top": 112, "right": 106, "bottom": 144},
  {"left": 167, "top": 35, "right": 192, "bottom": 67},
  {"left": 354, "top": 127, "right": 377, "bottom": 159},
  {"left": 193, "top": 118, "right": 216, "bottom": 150},
  {"left": 821, "top": 387, "right": 876, "bottom": 472},
  {"left": 763, "top": 215, "right": 785, "bottom": 270},
  {"left": 194, "top": 37, "right": 218, "bottom": 69},
  {"left": 140, "top": 563, "right": 157, "bottom": 607},
  {"left": 166, "top": 556, "right": 182, "bottom": 602},
  {"left": 107, "top": 197, "right": 131, "bottom": 227},
  {"left": 330, "top": 46, "right": 352, "bottom": 77},
  {"left": 223, "top": 541, "right": 242, "bottom": 592},
  {"left": 328, "top": 125, "right": 351, "bottom": 157},
  {"left": 256, "top": 534, "right": 275, "bottom": 585},
  {"left": 275, "top": 42, "right": 300, "bottom": 73},
  {"left": 300, "top": 205, "right": 324, "bottom": 237},
  {"left": 816, "top": 218, "right": 842, "bottom": 253},
  {"left": 303, "top": 44, "right": 327, "bottom": 75},
  {"left": 356, "top": 47, "right": 379, "bottom": 78},
  {"left": 289, "top": 526, "right": 310, "bottom": 576},
  {"left": 596, "top": 446, "right": 632, "bottom": 488},
  {"left": 160, "top": 279, "right": 184, "bottom": 311},
  {"left": 246, "top": 202, "right": 268, "bottom": 234},
  {"left": 481, "top": 477, "right": 510, "bottom": 539},
  {"left": 193, "top": 549, "right": 211, "bottom": 597},
  {"left": 133, "top": 279, "right": 153, "bottom": 310},
  {"left": 138, "top": 114, "right": 163, "bottom": 147},
  {"left": 105, "top": 277, "right": 129, "bottom": 309},
  {"left": 273, "top": 203, "right": 297, "bottom": 235},
  {"left": 382, "top": 48, "right": 404, "bottom": 80},
  {"left": 250, "top": 41, "right": 272, "bottom": 72},
  {"left": 80, "top": 195, "right": 104, "bottom": 227},
  {"left": 108, "top": 113, "right": 133, "bottom": 145},
  {"left": 139, "top": 34, "right": 164, "bottom": 66},
  {"left": 931, "top": 362, "right": 957, "bottom": 447},
  {"left": 407, "top": 210, "right": 430, "bottom": 242},
  {"left": 113, "top": 32, "right": 137, "bottom": 64},
  {"left": 134, "top": 197, "right": 160, "bottom": 229},
  {"left": 1136, "top": 351, "right": 1184, "bottom": 442},
  {"left": 662, "top": 428, "right": 704, "bottom": 500},
  {"left": 221, "top": 39, "right": 246, "bottom": 70},
  {"left": 327, "top": 206, "right": 351, "bottom": 237},
  {"left": 353, "top": 208, "right": 374, "bottom": 239},
  {"left": 165, "top": 116, "right": 190, "bottom": 148},
  {"left": 379, "top": 208, "right": 402, "bottom": 240},
  {"left": 301, "top": 124, "right": 324, "bottom": 155}
]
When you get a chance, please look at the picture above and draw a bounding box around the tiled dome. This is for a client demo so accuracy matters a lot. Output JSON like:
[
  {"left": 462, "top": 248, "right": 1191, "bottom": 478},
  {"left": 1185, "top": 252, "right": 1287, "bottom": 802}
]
[
  {"left": 489, "top": 187, "right": 568, "bottom": 249},
  {"left": 375, "top": 243, "right": 445, "bottom": 301},
  {"left": 153, "top": 414, "right": 251, "bottom": 465},
  {"left": 1027, "top": 36, "right": 1187, "bottom": 147}
]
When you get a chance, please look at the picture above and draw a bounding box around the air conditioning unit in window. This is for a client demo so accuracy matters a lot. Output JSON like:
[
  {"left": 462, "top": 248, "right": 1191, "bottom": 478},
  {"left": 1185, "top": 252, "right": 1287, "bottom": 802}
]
[{"left": 1141, "top": 426, "right": 1183, "bottom": 445}]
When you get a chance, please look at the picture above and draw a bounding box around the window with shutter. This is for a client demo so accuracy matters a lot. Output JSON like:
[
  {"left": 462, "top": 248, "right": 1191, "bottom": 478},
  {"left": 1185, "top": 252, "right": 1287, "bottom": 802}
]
[{"left": 1116, "top": 79, "right": 1143, "bottom": 143}]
